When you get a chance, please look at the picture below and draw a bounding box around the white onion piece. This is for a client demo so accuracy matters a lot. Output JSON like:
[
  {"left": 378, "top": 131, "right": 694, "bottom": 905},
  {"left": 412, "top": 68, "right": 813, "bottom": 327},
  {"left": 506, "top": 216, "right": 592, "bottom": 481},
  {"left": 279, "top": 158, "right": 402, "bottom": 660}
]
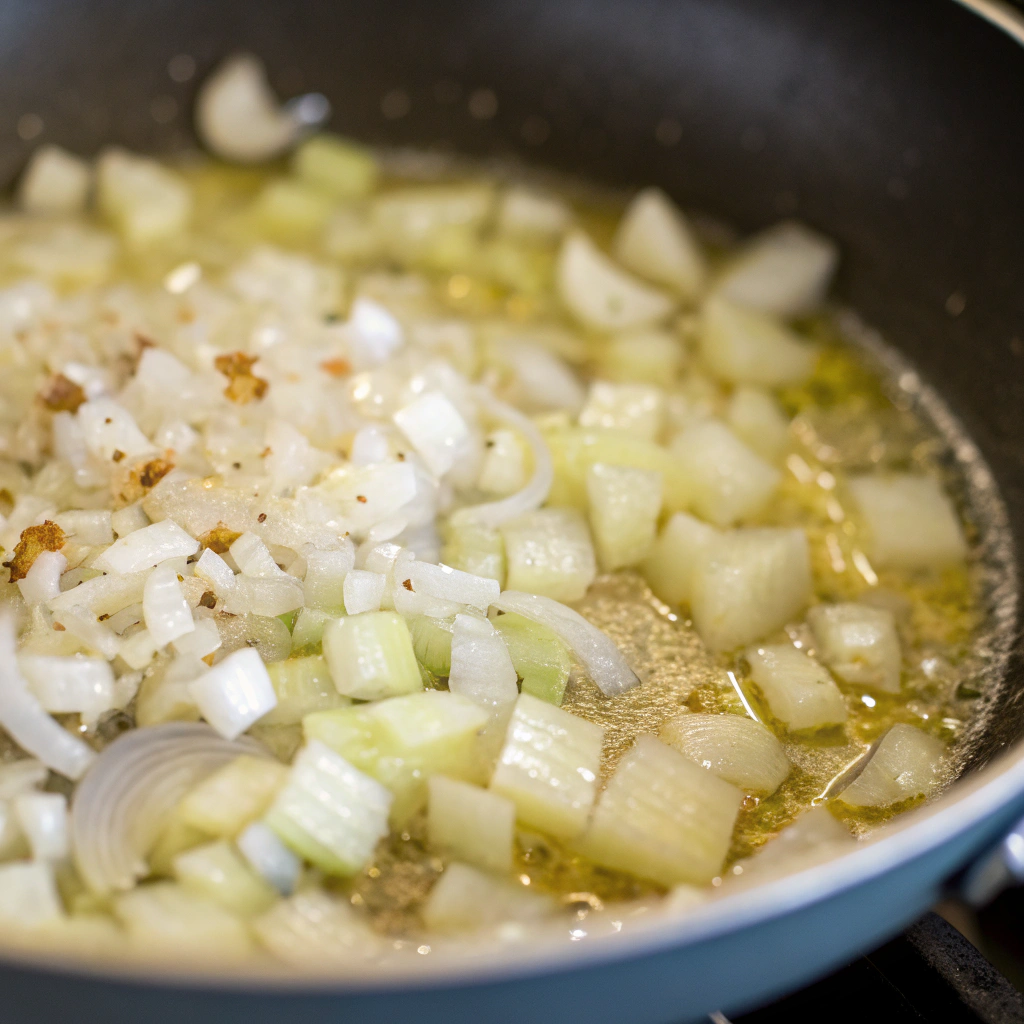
[
  {"left": 350, "top": 426, "right": 391, "bottom": 467},
  {"left": 77, "top": 398, "right": 153, "bottom": 463},
  {"left": 71, "top": 722, "right": 269, "bottom": 894},
  {"left": 52, "top": 510, "right": 114, "bottom": 547},
  {"left": 189, "top": 647, "right": 278, "bottom": 739},
  {"left": 406, "top": 561, "right": 500, "bottom": 613},
  {"left": 92, "top": 519, "right": 199, "bottom": 575},
  {"left": 342, "top": 569, "right": 386, "bottom": 615},
  {"left": 194, "top": 547, "right": 236, "bottom": 595},
  {"left": 493, "top": 591, "right": 639, "bottom": 696},
  {"left": 392, "top": 391, "right": 471, "bottom": 478},
  {"left": 0, "top": 616, "right": 96, "bottom": 780},
  {"left": 50, "top": 605, "right": 122, "bottom": 660},
  {"left": 237, "top": 821, "right": 301, "bottom": 895},
  {"left": 346, "top": 298, "right": 405, "bottom": 366},
  {"left": 19, "top": 654, "right": 116, "bottom": 727},
  {"left": 143, "top": 562, "right": 195, "bottom": 648},
  {"left": 229, "top": 532, "right": 288, "bottom": 579},
  {"left": 454, "top": 392, "right": 554, "bottom": 529},
  {"left": 448, "top": 614, "right": 518, "bottom": 710},
  {"left": 172, "top": 617, "right": 222, "bottom": 661},
  {"left": 14, "top": 791, "right": 69, "bottom": 860},
  {"left": 196, "top": 55, "right": 303, "bottom": 164},
  {"left": 17, "top": 550, "right": 67, "bottom": 606}
]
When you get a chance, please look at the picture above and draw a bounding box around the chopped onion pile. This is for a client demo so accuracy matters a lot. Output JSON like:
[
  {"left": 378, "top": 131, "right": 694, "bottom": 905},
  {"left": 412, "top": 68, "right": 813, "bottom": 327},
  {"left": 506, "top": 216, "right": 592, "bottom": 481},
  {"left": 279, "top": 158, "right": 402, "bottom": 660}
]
[{"left": 0, "top": 79, "right": 975, "bottom": 965}]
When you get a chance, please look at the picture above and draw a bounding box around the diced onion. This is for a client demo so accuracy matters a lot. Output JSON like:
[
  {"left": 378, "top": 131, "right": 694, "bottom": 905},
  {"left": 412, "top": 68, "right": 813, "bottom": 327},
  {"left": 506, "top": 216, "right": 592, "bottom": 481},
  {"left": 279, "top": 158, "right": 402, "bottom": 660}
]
[
  {"left": 448, "top": 614, "right": 518, "bottom": 710},
  {"left": 189, "top": 648, "right": 278, "bottom": 740},
  {"left": 493, "top": 591, "right": 639, "bottom": 696},
  {"left": 392, "top": 391, "right": 471, "bottom": 478},
  {"left": 17, "top": 550, "right": 67, "bottom": 606},
  {"left": 406, "top": 561, "right": 500, "bottom": 613},
  {"left": 454, "top": 393, "right": 553, "bottom": 529},
  {"left": 143, "top": 563, "right": 196, "bottom": 648},
  {"left": 19, "top": 654, "right": 116, "bottom": 727},
  {"left": 92, "top": 519, "right": 199, "bottom": 575},
  {"left": 70, "top": 722, "right": 269, "bottom": 894},
  {"left": 342, "top": 569, "right": 386, "bottom": 615},
  {"left": 0, "top": 615, "right": 96, "bottom": 780}
]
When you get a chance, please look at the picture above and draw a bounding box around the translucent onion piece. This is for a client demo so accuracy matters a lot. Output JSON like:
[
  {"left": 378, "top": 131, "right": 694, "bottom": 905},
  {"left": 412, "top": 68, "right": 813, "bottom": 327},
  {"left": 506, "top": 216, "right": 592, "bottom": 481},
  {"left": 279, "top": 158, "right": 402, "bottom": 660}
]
[
  {"left": 0, "top": 615, "right": 96, "bottom": 780},
  {"left": 71, "top": 722, "right": 269, "bottom": 894},
  {"left": 838, "top": 723, "right": 947, "bottom": 808},
  {"left": 196, "top": 55, "right": 301, "bottom": 164},
  {"left": 659, "top": 711, "right": 790, "bottom": 795},
  {"left": 453, "top": 392, "right": 554, "bottom": 529},
  {"left": 493, "top": 591, "right": 639, "bottom": 696},
  {"left": 448, "top": 614, "right": 518, "bottom": 710}
]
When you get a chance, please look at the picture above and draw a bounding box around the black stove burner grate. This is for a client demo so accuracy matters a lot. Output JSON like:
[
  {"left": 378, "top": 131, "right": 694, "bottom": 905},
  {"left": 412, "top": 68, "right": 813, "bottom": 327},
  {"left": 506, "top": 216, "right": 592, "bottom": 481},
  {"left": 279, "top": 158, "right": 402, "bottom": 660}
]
[{"left": 716, "top": 913, "right": 1024, "bottom": 1024}]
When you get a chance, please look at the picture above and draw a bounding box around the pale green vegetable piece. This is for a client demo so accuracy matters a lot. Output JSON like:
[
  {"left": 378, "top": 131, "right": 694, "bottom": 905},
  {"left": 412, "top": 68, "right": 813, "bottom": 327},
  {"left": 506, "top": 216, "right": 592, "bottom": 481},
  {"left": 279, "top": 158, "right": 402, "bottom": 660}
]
[
  {"left": 725, "top": 387, "right": 791, "bottom": 463},
  {"left": 838, "top": 724, "right": 946, "bottom": 808},
  {"left": 808, "top": 603, "right": 902, "bottom": 694},
  {"left": 322, "top": 611, "right": 422, "bottom": 700},
  {"left": 714, "top": 221, "right": 838, "bottom": 317},
  {"left": 292, "top": 134, "right": 379, "bottom": 199},
  {"left": 147, "top": 811, "right": 212, "bottom": 878},
  {"left": 113, "top": 882, "right": 252, "bottom": 960},
  {"left": 441, "top": 520, "right": 506, "bottom": 585},
  {"left": 254, "top": 889, "right": 382, "bottom": 966},
  {"left": 492, "top": 610, "right": 570, "bottom": 706},
  {"left": 304, "top": 691, "right": 489, "bottom": 822},
  {"left": 265, "top": 739, "right": 392, "bottom": 876},
  {"left": 251, "top": 179, "right": 335, "bottom": 241},
  {"left": 406, "top": 614, "right": 455, "bottom": 676},
  {"left": 96, "top": 148, "right": 192, "bottom": 247},
  {"left": 690, "top": 527, "right": 812, "bottom": 652},
  {"left": 848, "top": 474, "right": 967, "bottom": 570},
  {"left": 291, "top": 607, "right": 331, "bottom": 654},
  {"left": 597, "top": 328, "right": 685, "bottom": 386},
  {"left": 670, "top": 420, "right": 780, "bottom": 527},
  {"left": 178, "top": 755, "right": 289, "bottom": 839},
  {"left": 427, "top": 776, "right": 515, "bottom": 874},
  {"left": 557, "top": 231, "right": 675, "bottom": 332},
  {"left": 500, "top": 507, "right": 596, "bottom": 603},
  {"left": 544, "top": 426, "right": 691, "bottom": 513},
  {"left": 641, "top": 512, "right": 718, "bottom": 607},
  {"left": 612, "top": 187, "right": 707, "bottom": 300},
  {"left": 172, "top": 839, "right": 278, "bottom": 917},
  {"left": 578, "top": 381, "right": 666, "bottom": 441},
  {"left": 262, "top": 656, "right": 349, "bottom": 725},
  {"left": 699, "top": 296, "right": 816, "bottom": 387},
  {"left": 489, "top": 693, "right": 604, "bottom": 840},
  {"left": 371, "top": 184, "right": 494, "bottom": 263},
  {"left": 422, "top": 862, "right": 554, "bottom": 933},
  {"left": 586, "top": 462, "right": 663, "bottom": 571},
  {"left": 745, "top": 644, "right": 847, "bottom": 731},
  {"left": 496, "top": 186, "right": 571, "bottom": 244},
  {"left": 659, "top": 711, "right": 790, "bottom": 795},
  {"left": 578, "top": 735, "right": 742, "bottom": 887}
]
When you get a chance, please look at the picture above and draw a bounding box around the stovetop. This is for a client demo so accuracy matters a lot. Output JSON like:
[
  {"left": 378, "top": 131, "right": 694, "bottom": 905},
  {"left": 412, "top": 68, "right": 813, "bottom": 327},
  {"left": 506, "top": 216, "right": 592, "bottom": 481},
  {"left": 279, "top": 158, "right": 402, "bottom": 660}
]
[{"left": 716, "top": 908, "right": 1024, "bottom": 1024}]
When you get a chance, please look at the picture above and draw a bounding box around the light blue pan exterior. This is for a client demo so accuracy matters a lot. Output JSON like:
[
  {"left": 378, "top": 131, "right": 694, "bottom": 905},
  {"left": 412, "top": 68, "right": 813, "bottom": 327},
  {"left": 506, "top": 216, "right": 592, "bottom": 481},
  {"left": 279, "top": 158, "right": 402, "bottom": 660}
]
[{"left": 2, "top": 745, "right": 1024, "bottom": 1024}]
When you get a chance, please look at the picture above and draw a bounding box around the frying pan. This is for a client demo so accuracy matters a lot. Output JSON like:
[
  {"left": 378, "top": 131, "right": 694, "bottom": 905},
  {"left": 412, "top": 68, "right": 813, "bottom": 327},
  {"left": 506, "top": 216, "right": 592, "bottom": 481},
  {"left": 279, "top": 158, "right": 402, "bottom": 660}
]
[{"left": 2, "top": 0, "right": 1024, "bottom": 1020}]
